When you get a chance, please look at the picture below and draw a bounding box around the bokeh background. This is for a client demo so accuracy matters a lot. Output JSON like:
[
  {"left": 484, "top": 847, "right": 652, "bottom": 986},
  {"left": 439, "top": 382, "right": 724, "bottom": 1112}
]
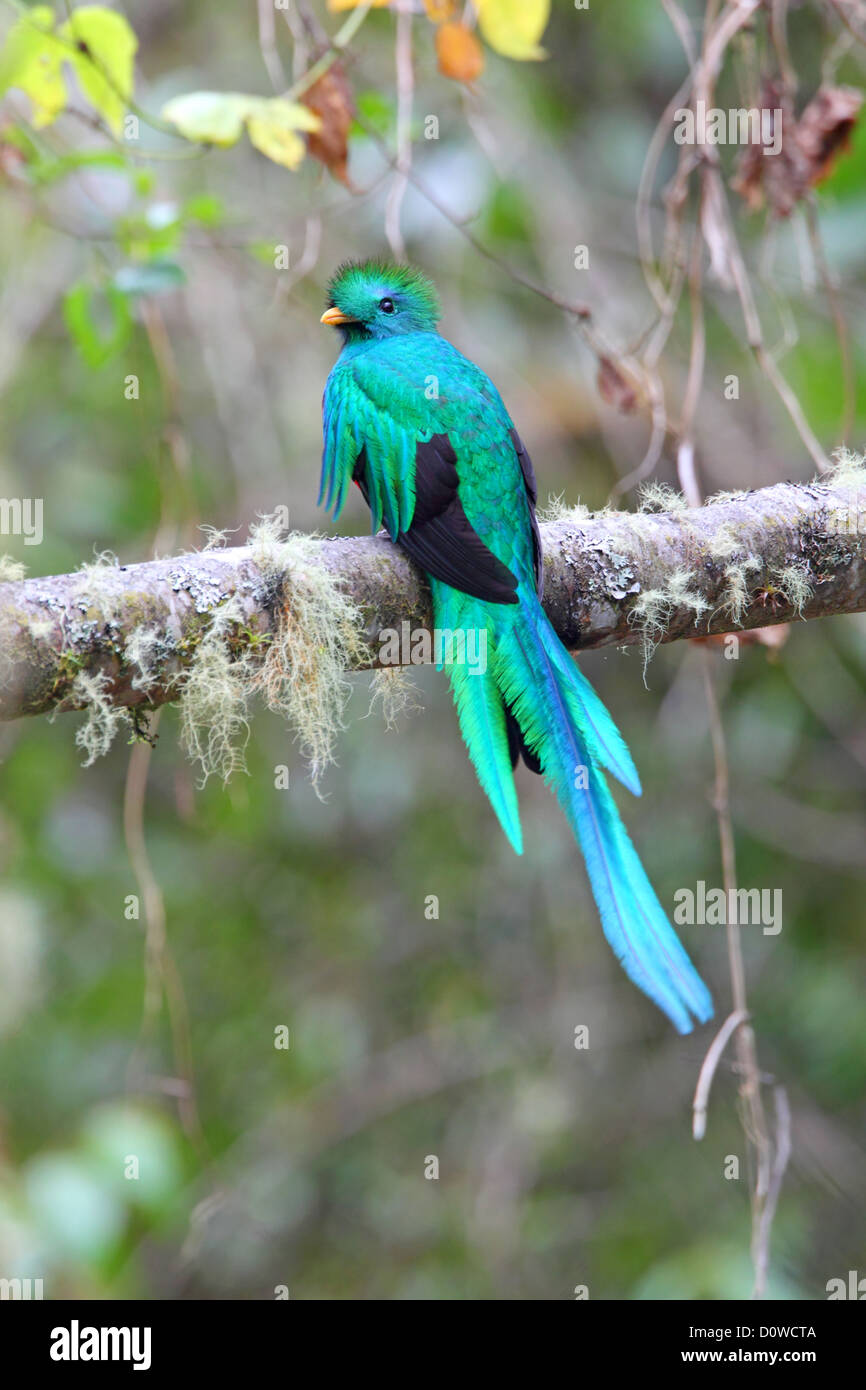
[{"left": 0, "top": 0, "right": 865, "bottom": 1300}]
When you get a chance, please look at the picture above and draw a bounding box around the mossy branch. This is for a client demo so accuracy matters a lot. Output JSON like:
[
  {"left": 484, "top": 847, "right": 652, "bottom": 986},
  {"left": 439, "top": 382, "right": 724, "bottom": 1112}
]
[{"left": 1, "top": 464, "right": 865, "bottom": 768}]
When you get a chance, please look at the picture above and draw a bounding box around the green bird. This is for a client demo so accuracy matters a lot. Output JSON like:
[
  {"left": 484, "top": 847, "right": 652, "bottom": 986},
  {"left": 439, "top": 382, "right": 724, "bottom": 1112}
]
[{"left": 319, "top": 259, "right": 712, "bottom": 1033}]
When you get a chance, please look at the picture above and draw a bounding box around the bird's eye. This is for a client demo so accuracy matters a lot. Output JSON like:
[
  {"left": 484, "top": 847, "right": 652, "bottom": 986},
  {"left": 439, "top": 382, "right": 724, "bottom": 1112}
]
[{"left": 379, "top": 297, "right": 395, "bottom": 314}]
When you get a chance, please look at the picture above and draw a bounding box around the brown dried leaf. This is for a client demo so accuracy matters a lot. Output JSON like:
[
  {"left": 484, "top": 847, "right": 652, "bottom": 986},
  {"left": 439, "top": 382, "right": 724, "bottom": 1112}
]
[
  {"left": 732, "top": 81, "right": 863, "bottom": 217},
  {"left": 731, "top": 81, "right": 807, "bottom": 218},
  {"left": 436, "top": 22, "right": 485, "bottom": 84},
  {"left": 798, "top": 84, "right": 863, "bottom": 188},
  {"left": 304, "top": 62, "right": 354, "bottom": 186},
  {"left": 596, "top": 355, "right": 637, "bottom": 414}
]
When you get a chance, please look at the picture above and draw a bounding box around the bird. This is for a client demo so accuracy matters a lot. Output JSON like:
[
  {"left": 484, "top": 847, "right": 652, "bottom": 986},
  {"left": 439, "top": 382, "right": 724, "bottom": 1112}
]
[{"left": 319, "top": 259, "right": 712, "bottom": 1034}]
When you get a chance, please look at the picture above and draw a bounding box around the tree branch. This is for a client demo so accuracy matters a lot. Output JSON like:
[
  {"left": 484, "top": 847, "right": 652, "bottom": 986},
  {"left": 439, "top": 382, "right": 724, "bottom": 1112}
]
[{"left": 1, "top": 471, "right": 864, "bottom": 723}]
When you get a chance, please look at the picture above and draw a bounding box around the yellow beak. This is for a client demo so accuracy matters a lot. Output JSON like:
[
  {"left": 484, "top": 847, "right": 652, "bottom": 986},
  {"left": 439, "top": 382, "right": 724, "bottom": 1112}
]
[{"left": 320, "top": 306, "right": 358, "bottom": 326}]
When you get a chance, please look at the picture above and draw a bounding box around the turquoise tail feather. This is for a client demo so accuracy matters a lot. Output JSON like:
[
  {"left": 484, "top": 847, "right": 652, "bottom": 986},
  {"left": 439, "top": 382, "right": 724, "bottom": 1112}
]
[
  {"left": 446, "top": 584, "right": 712, "bottom": 1033},
  {"left": 447, "top": 661, "right": 523, "bottom": 856},
  {"left": 434, "top": 586, "right": 523, "bottom": 855},
  {"left": 546, "top": 639, "right": 642, "bottom": 797}
]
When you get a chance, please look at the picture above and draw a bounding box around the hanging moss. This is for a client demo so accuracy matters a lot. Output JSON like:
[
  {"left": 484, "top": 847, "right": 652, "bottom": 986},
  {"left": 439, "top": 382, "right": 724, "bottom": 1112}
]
[
  {"left": 0, "top": 556, "right": 27, "bottom": 582},
  {"left": 629, "top": 567, "right": 709, "bottom": 678},
  {"left": 68, "top": 670, "right": 133, "bottom": 767},
  {"left": 174, "top": 517, "right": 369, "bottom": 789},
  {"left": 637, "top": 481, "right": 689, "bottom": 515},
  {"left": 366, "top": 667, "right": 423, "bottom": 729},
  {"left": 247, "top": 519, "right": 369, "bottom": 787}
]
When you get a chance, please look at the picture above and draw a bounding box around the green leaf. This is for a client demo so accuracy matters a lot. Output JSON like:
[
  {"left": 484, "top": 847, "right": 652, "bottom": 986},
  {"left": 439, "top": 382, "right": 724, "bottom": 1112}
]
[
  {"left": 184, "top": 193, "right": 225, "bottom": 227},
  {"left": 352, "top": 89, "right": 393, "bottom": 138},
  {"left": 58, "top": 6, "right": 138, "bottom": 137},
  {"left": 477, "top": 0, "right": 550, "bottom": 61},
  {"left": 0, "top": 6, "right": 67, "bottom": 128},
  {"left": 483, "top": 180, "right": 535, "bottom": 244},
  {"left": 0, "top": 5, "right": 138, "bottom": 134},
  {"left": 31, "top": 148, "right": 128, "bottom": 186},
  {"left": 115, "top": 210, "right": 180, "bottom": 260},
  {"left": 63, "top": 281, "right": 132, "bottom": 368},
  {"left": 113, "top": 260, "right": 186, "bottom": 297},
  {"left": 247, "top": 239, "right": 281, "bottom": 265}
]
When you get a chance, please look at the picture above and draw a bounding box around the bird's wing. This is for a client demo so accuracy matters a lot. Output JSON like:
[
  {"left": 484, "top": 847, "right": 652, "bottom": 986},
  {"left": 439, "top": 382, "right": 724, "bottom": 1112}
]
[
  {"left": 320, "top": 348, "right": 522, "bottom": 605},
  {"left": 510, "top": 428, "right": 543, "bottom": 596},
  {"left": 394, "top": 433, "right": 518, "bottom": 604},
  {"left": 320, "top": 355, "right": 423, "bottom": 537}
]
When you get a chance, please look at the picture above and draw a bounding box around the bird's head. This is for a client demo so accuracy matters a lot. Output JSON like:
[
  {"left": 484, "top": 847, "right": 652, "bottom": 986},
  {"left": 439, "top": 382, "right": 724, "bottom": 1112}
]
[{"left": 320, "top": 259, "right": 440, "bottom": 342}]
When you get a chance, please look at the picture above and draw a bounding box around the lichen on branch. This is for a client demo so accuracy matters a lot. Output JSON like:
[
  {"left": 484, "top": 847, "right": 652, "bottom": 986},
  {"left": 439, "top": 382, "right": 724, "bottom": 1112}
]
[{"left": 1, "top": 461, "right": 865, "bottom": 782}]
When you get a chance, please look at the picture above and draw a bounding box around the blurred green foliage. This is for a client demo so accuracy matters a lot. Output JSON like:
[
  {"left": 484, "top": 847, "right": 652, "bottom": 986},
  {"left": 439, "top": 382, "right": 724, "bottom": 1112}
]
[{"left": 0, "top": 0, "right": 864, "bottom": 1300}]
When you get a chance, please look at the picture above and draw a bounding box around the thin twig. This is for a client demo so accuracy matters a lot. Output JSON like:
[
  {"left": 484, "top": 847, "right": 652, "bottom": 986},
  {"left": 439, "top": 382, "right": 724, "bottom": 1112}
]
[
  {"left": 284, "top": 2, "right": 373, "bottom": 101},
  {"left": 752, "top": 1087, "right": 793, "bottom": 1298},
  {"left": 384, "top": 0, "right": 414, "bottom": 261},
  {"left": 123, "top": 724, "right": 207, "bottom": 1155},
  {"left": 258, "top": 0, "right": 288, "bottom": 91},
  {"left": 693, "top": 1008, "right": 750, "bottom": 1140},
  {"left": 701, "top": 645, "right": 774, "bottom": 1299}
]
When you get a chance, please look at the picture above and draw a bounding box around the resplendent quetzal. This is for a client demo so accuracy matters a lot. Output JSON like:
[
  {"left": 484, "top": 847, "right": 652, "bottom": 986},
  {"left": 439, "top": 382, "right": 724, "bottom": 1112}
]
[{"left": 319, "top": 260, "right": 712, "bottom": 1034}]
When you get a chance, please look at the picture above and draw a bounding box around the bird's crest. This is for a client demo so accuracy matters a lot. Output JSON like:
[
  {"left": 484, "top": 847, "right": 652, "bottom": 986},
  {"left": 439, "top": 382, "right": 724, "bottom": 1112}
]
[{"left": 326, "top": 259, "right": 441, "bottom": 324}]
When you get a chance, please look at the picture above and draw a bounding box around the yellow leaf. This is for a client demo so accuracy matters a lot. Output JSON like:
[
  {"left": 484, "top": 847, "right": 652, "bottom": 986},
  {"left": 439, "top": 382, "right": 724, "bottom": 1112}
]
[
  {"left": 58, "top": 6, "right": 137, "bottom": 137},
  {"left": 162, "top": 91, "right": 255, "bottom": 146},
  {"left": 0, "top": 7, "right": 67, "bottom": 128},
  {"left": 436, "top": 23, "right": 484, "bottom": 84},
  {"left": 246, "top": 99, "right": 321, "bottom": 171},
  {"left": 424, "top": 0, "right": 458, "bottom": 20},
  {"left": 328, "top": 0, "right": 392, "bottom": 10},
  {"left": 257, "top": 99, "right": 322, "bottom": 136},
  {"left": 477, "top": 0, "right": 550, "bottom": 61},
  {"left": 163, "top": 92, "right": 320, "bottom": 171}
]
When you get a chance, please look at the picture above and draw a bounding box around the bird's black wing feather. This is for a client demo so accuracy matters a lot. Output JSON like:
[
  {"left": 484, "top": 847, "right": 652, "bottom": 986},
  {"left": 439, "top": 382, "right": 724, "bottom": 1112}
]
[
  {"left": 508, "top": 429, "right": 544, "bottom": 772},
  {"left": 505, "top": 705, "right": 542, "bottom": 774},
  {"left": 357, "top": 430, "right": 545, "bottom": 771},
  {"left": 356, "top": 434, "right": 519, "bottom": 605},
  {"left": 510, "top": 428, "right": 543, "bottom": 597}
]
